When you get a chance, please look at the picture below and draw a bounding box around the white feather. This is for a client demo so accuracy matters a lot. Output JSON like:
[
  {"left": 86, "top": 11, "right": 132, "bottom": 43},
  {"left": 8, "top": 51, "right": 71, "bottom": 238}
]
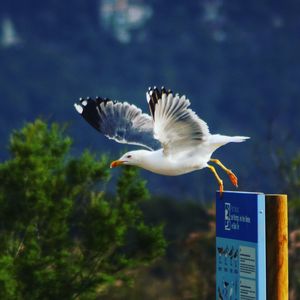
[{"left": 152, "top": 93, "right": 209, "bottom": 157}]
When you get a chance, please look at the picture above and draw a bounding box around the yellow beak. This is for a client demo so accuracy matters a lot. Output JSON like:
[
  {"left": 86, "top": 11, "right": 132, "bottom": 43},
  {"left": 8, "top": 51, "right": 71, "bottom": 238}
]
[{"left": 110, "top": 160, "right": 125, "bottom": 168}]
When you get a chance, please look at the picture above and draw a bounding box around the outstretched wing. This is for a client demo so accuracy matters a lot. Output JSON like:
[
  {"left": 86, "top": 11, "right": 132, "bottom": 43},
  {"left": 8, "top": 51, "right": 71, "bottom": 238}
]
[
  {"left": 74, "top": 97, "right": 161, "bottom": 151},
  {"left": 146, "top": 87, "right": 210, "bottom": 157}
]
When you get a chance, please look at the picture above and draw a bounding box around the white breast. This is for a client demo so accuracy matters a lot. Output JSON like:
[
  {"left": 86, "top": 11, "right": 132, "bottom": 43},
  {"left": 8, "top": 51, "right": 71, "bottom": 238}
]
[{"left": 138, "top": 149, "right": 208, "bottom": 176}]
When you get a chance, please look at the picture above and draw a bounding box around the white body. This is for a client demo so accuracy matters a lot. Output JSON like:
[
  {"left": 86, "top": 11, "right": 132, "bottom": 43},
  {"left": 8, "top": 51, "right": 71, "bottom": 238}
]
[{"left": 122, "top": 134, "right": 248, "bottom": 176}]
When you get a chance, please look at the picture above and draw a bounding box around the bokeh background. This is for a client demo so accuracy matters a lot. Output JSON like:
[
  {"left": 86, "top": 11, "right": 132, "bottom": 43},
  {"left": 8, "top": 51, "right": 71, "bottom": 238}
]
[
  {"left": 1, "top": 0, "right": 299, "bottom": 200},
  {"left": 1, "top": 0, "right": 300, "bottom": 299}
]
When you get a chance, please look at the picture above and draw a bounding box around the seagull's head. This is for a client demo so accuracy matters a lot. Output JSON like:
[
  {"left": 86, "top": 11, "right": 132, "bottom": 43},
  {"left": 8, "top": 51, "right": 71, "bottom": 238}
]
[{"left": 110, "top": 151, "right": 144, "bottom": 168}]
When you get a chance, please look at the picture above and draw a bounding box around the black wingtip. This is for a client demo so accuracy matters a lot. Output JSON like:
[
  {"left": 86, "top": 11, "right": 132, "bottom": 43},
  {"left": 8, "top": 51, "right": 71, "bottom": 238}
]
[
  {"left": 147, "top": 86, "right": 174, "bottom": 118},
  {"left": 75, "top": 97, "right": 101, "bottom": 131},
  {"left": 75, "top": 95, "right": 120, "bottom": 132}
]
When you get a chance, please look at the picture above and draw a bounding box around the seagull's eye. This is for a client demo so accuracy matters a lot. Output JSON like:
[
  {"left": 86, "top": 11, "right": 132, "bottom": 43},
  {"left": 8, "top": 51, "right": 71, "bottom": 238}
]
[{"left": 127, "top": 155, "right": 132, "bottom": 159}]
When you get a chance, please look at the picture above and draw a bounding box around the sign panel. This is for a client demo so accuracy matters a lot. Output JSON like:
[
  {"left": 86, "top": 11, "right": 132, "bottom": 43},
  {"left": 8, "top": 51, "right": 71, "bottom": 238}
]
[{"left": 216, "top": 191, "right": 266, "bottom": 300}]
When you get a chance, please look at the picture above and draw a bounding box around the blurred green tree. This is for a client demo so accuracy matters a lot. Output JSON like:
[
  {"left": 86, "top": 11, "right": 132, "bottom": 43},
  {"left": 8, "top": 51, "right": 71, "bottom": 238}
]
[{"left": 0, "top": 119, "right": 166, "bottom": 300}]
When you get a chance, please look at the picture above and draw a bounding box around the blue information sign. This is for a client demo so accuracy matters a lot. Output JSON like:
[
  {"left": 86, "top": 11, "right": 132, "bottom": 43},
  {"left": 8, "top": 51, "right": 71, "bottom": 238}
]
[{"left": 216, "top": 191, "right": 266, "bottom": 300}]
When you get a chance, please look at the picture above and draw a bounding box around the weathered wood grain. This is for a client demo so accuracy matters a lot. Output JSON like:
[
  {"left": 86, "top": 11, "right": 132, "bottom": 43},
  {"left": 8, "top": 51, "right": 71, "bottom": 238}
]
[{"left": 266, "top": 194, "right": 288, "bottom": 300}]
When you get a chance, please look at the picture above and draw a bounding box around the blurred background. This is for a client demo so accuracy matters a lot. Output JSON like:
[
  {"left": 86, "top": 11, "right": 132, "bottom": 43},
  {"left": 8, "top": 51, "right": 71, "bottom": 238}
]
[
  {"left": 1, "top": 0, "right": 299, "bottom": 200},
  {"left": 0, "top": 0, "right": 300, "bottom": 299}
]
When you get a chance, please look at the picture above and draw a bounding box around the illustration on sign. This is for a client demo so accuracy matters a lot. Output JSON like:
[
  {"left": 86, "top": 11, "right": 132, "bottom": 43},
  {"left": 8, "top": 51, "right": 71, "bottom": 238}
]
[{"left": 216, "top": 192, "right": 266, "bottom": 300}]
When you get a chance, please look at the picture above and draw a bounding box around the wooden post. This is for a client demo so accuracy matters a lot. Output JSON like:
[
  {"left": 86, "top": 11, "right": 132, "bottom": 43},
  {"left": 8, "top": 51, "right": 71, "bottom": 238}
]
[{"left": 265, "top": 194, "right": 288, "bottom": 300}]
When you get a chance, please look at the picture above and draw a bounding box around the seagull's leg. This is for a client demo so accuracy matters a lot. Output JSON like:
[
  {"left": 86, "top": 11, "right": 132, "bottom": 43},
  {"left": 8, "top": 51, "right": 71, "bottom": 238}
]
[
  {"left": 207, "top": 165, "right": 224, "bottom": 195},
  {"left": 210, "top": 159, "right": 238, "bottom": 188}
]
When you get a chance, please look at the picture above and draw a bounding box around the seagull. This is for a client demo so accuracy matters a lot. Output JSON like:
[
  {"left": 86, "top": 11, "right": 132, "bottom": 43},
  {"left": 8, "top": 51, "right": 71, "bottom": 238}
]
[{"left": 74, "top": 86, "right": 249, "bottom": 194}]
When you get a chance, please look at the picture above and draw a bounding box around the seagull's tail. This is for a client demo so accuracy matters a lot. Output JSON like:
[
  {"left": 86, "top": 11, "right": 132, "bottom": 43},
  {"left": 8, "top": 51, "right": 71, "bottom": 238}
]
[
  {"left": 209, "top": 134, "right": 250, "bottom": 144},
  {"left": 225, "top": 136, "right": 250, "bottom": 143},
  {"left": 207, "top": 134, "right": 250, "bottom": 151}
]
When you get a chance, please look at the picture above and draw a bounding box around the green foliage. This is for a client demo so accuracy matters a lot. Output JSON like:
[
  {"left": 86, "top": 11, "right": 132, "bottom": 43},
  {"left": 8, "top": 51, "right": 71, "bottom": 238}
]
[
  {"left": 105, "top": 199, "right": 216, "bottom": 300},
  {"left": 277, "top": 151, "right": 300, "bottom": 225},
  {"left": 0, "top": 119, "right": 166, "bottom": 299}
]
